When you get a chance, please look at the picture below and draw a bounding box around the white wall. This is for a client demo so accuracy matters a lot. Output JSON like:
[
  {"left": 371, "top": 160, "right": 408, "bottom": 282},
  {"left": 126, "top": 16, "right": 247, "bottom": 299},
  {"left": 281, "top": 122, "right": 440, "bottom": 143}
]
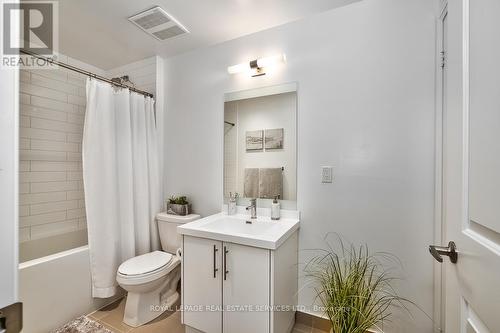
[{"left": 163, "top": 0, "right": 437, "bottom": 331}]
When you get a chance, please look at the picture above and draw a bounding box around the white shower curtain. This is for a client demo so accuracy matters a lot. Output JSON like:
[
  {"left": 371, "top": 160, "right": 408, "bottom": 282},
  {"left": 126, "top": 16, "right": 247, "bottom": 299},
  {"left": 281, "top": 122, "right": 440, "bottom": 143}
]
[{"left": 82, "top": 79, "right": 161, "bottom": 298}]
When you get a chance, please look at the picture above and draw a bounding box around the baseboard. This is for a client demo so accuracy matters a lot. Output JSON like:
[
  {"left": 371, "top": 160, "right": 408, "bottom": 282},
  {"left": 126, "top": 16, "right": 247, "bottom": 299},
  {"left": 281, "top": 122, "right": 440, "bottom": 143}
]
[
  {"left": 295, "top": 311, "right": 331, "bottom": 331},
  {"left": 295, "top": 311, "right": 377, "bottom": 333}
]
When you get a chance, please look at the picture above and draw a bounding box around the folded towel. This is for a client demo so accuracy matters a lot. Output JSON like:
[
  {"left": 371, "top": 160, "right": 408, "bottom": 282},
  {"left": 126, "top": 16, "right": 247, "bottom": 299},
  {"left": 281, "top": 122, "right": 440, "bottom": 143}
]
[
  {"left": 259, "top": 168, "right": 283, "bottom": 199},
  {"left": 244, "top": 168, "right": 259, "bottom": 198}
]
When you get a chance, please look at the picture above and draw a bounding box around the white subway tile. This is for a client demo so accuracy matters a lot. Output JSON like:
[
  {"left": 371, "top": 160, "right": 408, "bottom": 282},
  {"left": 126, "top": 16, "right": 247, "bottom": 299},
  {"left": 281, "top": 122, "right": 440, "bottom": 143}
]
[
  {"left": 20, "top": 138, "right": 30, "bottom": 150},
  {"left": 21, "top": 104, "right": 67, "bottom": 122},
  {"left": 78, "top": 217, "right": 87, "bottom": 230},
  {"left": 66, "top": 133, "right": 83, "bottom": 143},
  {"left": 31, "top": 95, "right": 77, "bottom": 113},
  {"left": 20, "top": 93, "right": 30, "bottom": 105},
  {"left": 78, "top": 87, "right": 86, "bottom": 97},
  {"left": 30, "top": 219, "right": 79, "bottom": 240},
  {"left": 31, "top": 117, "right": 83, "bottom": 134},
  {"left": 20, "top": 70, "right": 30, "bottom": 83},
  {"left": 19, "top": 227, "right": 31, "bottom": 242},
  {"left": 20, "top": 116, "right": 30, "bottom": 128},
  {"left": 20, "top": 191, "right": 66, "bottom": 205},
  {"left": 20, "top": 161, "right": 30, "bottom": 172},
  {"left": 20, "top": 211, "right": 66, "bottom": 227},
  {"left": 67, "top": 72, "right": 86, "bottom": 87},
  {"left": 19, "top": 183, "right": 30, "bottom": 194},
  {"left": 30, "top": 68, "right": 68, "bottom": 82},
  {"left": 20, "top": 150, "right": 66, "bottom": 161},
  {"left": 31, "top": 161, "right": 79, "bottom": 171},
  {"left": 20, "top": 127, "right": 66, "bottom": 142},
  {"left": 30, "top": 181, "right": 78, "bottom": 193},
  {"left": 20, "top": 171, "right": 67, "bottom": 183},
  {"left": 20, "top": 82, "right": 67, "bottom": 102},
  {"left": 67, "top": 94, "right": 86, "bottom": 106},
  {"left": 67, "top": 208, "right": 85, "bottom": 219},
  {"left": 67, "top": 113, "right": 84, "bottom": 124},
  {"left": 67, "top": 171, "right": 83, "bottom": 181},
  {"left": 67, "top": 152, "right": 82, "bottom": 161},
  {"left": 19, "top": 66, "right": 89, "bottom": 243},
  {"left": 31, "top": 73, "right": 79, "bottom": 95},
  {"left": 31, "top": 139, "right": 79, "bottom": 152},
  {"left": 67, "top": 190, "right": 84, "bottom": 200},
  {"left": 30, "top": 200, "right": 78, "bottom": 215},
  {"left": 20, "top": 205, "right": 30, "bottom": 217}
]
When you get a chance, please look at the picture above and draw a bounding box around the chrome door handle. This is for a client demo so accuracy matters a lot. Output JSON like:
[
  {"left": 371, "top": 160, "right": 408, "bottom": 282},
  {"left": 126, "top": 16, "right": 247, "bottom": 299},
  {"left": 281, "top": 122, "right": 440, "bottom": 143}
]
[
  {"left": 429, "top": 241, "right": 458, "bottom": 264},
  {"left": 223, "top": 246, "right": 229, "bottom": 280},
  {"left": 213, "top": 245, "right": 218, "bottom": 278}
]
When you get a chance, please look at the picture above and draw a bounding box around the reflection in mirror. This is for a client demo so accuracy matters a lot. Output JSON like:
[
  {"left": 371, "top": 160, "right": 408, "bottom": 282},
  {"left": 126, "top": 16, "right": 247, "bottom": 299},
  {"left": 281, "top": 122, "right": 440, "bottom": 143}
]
[{"left": 224, "top": 87, "right": 297, "bottom": 208}]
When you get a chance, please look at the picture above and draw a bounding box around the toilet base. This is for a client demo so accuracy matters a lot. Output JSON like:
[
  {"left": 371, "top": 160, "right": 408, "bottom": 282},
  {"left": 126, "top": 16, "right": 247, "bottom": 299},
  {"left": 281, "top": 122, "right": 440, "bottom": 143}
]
[{"left": 122, "top": 266, "right": 181, "bottom": 327}]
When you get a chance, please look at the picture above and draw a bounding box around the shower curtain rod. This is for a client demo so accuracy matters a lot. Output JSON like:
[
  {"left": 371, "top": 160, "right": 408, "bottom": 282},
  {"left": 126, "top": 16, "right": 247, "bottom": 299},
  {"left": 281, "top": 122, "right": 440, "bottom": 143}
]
[{"left": 20, "top": 49, "right": 154, "bottom": 98}]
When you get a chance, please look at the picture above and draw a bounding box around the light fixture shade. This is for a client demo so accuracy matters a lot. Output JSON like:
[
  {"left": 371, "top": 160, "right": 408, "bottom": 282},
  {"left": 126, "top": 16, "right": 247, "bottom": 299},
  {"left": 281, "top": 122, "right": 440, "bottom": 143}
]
[
  {"left": 227, "top": 63, "right": 250, "bottom": 74},
  {"left": 256, "top": 54, "right": 286, "bottom": 69},
  {"left": 227, "top": 54, "right": 286, "bottom": 75}
]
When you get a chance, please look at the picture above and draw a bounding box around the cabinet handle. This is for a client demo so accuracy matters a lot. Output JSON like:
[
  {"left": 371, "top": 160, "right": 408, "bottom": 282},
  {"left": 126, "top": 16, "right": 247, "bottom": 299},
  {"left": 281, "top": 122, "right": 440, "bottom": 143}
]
[
  {"left": 224, "top": 246, "right": 229, "bottom": 281},
  {"left": 213, "top": 245, "right": 219, "bottom": 278}
]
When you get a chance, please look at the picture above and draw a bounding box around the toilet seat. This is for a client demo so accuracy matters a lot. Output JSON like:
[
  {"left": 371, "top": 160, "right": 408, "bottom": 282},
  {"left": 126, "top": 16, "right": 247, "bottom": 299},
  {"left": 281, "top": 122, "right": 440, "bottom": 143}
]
[
  {"left": 119, "top": 251, "right": 173, "bottom": 276},
  {"left": 117, "top": 251, "right": 179, "bottom": 286}
]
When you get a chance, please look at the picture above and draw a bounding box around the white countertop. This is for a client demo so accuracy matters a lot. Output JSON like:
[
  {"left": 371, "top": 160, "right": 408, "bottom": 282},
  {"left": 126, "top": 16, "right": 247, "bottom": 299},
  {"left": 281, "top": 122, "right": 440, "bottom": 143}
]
[{"left": 177, "top": 208, "right": 300, "bottom": 250}]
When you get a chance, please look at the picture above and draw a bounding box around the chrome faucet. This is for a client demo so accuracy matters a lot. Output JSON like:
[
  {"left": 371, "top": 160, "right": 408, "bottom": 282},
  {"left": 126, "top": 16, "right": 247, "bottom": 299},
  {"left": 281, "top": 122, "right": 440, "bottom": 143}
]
[{"left": 246, "top": 198, "right": 257, "bottom": 219}]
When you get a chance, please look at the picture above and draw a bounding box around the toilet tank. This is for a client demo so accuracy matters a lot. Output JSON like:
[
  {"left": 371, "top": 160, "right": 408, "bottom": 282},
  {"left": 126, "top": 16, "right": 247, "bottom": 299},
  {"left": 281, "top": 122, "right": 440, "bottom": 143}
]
[{"left": 157, "top": 213, "right": 201, "bottom": 254}]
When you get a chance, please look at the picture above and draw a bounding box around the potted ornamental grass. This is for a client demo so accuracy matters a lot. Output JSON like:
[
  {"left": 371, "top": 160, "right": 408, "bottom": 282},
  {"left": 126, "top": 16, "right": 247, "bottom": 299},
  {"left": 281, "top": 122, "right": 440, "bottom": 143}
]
[
  {"left": 166, "top": 195, "right": 191, "bottom": 216},
  {"left": 304, "top": 235, "right": 418, "bottom": 333}
]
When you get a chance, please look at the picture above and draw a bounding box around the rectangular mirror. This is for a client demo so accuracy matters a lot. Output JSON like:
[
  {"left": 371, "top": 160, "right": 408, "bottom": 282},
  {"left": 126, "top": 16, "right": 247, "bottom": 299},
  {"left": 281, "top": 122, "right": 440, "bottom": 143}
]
[{"left": 224, "top": 83, "right": 297, "bottom": 209}]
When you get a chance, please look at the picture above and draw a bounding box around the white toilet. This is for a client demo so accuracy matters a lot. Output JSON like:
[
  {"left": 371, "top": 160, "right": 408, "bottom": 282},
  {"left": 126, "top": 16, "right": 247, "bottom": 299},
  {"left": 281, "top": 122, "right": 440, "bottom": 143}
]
[{"left": 116, "top": 213, "right": 200, "bottom": 327}]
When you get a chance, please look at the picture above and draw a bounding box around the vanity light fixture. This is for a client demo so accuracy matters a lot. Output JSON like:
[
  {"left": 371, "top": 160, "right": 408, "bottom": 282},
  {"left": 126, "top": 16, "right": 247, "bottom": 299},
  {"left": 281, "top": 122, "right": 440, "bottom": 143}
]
[{"left": 227, "top": 54, "right": 287, "bottom": 77}]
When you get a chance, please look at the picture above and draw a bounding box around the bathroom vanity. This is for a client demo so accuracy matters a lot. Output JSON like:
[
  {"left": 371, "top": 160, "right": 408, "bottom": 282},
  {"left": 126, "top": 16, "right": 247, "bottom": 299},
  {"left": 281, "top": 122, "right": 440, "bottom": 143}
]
[{"left": 178, "top": 208, "right": 300, "bottom": 333}]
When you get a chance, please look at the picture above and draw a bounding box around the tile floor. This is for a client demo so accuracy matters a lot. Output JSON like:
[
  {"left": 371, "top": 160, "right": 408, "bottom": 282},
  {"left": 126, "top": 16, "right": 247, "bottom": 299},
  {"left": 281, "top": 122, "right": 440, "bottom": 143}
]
[{"left": 88, "top": 298, "right": 330, "bottom": 333}]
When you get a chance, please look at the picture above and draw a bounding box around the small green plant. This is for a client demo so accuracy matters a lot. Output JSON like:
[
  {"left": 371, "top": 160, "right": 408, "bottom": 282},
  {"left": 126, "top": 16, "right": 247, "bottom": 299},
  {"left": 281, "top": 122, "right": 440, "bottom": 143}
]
[
  {"left": 168, "top": 195, "right": 189, "bottom": 205},
  {"left": 304, "top": 235, "right": 415, "bottom": 333}
]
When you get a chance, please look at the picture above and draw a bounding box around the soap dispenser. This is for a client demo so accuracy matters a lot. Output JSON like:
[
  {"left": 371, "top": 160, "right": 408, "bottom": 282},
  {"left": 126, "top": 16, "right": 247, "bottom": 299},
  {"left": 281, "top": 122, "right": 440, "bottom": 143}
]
[{"left": 271, "top": 196, "right": 280, "bottom": 220}]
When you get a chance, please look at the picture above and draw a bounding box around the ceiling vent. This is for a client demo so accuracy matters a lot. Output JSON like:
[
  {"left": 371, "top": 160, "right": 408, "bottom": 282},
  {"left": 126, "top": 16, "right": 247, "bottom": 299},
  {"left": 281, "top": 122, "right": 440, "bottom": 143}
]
[{"left": 128, "top": 7, "right": 189, "bottom": 41}]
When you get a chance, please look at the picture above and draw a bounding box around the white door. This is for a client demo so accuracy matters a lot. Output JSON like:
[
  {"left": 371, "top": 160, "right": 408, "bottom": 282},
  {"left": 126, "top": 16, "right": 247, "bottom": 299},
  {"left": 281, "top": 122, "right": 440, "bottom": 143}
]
[
  {"left": 223, "top": 243, "right": 270, "bottom": 333},
  {"left": 182, "top": 236, "right": 223, "bottom": 333},
  {"left": 441, "top": 0, "right": 500, "bottom": 331}
]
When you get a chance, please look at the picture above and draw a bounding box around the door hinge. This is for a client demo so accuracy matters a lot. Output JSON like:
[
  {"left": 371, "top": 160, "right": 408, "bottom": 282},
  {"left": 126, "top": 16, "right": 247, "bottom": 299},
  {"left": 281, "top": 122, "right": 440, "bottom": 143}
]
[
  {"left": 440, "top": 51, "right": 446, "bottom": 69},
  {"left": 0, "top": 302, "right": 22, "bottom": 333}
]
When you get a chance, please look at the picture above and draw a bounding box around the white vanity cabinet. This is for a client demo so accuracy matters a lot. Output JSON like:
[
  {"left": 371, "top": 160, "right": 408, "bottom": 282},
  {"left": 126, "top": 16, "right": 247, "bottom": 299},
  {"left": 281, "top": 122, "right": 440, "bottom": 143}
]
[
  {"left": 182, "top": 236, "right": 223, "bottom": 333},
  {"left": 181, "top": 231, "right": 298, "bottom": 333}
]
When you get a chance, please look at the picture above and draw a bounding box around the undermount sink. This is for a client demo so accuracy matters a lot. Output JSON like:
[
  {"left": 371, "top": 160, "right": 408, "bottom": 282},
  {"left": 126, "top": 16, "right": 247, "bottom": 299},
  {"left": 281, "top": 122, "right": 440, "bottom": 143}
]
[
  {"left": 177, "top": 212, "right": 300, "bottom": 249},
  {"left": 202, "top": 217, "right": 282, "bottom": 236}
]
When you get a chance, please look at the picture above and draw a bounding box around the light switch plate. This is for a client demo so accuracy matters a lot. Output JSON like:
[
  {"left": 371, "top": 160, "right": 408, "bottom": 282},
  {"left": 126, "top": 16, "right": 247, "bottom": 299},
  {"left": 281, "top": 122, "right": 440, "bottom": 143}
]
[{"left": 321, "top": 166, "right": 333, "bottom": 183}]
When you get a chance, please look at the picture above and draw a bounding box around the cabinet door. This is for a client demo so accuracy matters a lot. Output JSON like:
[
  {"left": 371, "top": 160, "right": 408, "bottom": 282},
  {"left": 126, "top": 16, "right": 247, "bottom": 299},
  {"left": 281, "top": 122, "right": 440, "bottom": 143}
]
[
  {"left": 183, "top": 236, "right": 223, "bottom": 333},
  {"left": 223, "top": 243, "right": 270, "bottom": 333}
]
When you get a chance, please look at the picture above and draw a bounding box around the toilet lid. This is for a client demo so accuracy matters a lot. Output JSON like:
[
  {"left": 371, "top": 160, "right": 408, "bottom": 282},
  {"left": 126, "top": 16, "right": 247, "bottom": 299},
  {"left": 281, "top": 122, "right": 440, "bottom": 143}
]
[{"left": 118, "top": 251, "right": 173, "bottom": 276}]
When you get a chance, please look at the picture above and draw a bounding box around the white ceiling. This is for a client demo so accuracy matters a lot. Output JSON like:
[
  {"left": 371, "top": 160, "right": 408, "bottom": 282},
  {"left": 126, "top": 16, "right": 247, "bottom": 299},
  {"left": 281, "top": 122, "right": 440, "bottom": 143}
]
[{"left": 58, "top": 0, "right": 359, "bottom": 70}]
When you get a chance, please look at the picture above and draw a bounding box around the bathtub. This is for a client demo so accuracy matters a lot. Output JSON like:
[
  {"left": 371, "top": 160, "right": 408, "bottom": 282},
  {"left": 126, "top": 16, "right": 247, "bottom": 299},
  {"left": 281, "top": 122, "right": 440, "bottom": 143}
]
[{"left": 19, "top": 246, "right": 123, "bottom": 333}]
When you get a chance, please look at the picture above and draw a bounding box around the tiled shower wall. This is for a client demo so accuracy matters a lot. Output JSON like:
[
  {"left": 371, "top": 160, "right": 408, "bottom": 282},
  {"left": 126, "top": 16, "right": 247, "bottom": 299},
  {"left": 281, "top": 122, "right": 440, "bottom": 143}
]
[
  {"left": 18, "top": 59, "right": 102, "bottom": 261},
  {"left": 19, "top": 56, "right": 158, "bottom": 262}
]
